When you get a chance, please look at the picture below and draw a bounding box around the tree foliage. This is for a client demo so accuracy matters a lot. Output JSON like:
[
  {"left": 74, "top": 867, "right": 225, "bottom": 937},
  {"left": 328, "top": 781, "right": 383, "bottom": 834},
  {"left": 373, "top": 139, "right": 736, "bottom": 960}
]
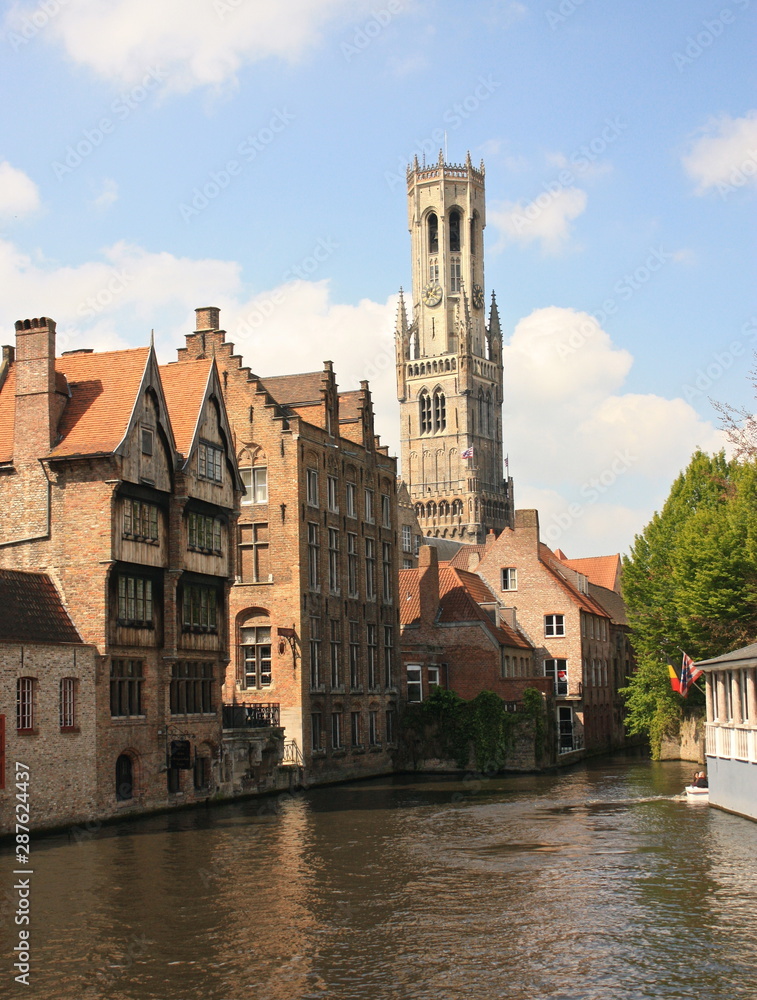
[{"left": 621, "top": 449, "right": 757, "bottom": 755}]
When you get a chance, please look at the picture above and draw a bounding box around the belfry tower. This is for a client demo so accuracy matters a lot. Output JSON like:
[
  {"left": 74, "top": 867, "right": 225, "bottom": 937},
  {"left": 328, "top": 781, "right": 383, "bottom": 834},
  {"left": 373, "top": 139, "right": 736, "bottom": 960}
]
[{"left": 395, "top": 151, "right": 513, "bottom": 543}]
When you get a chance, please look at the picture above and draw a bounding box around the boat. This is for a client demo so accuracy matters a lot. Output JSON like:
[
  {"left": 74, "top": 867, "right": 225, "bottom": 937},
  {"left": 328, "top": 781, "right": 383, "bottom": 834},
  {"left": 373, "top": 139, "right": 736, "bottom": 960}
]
[{"left": 685, "top": 785, "right": 709, "bottom": 802}]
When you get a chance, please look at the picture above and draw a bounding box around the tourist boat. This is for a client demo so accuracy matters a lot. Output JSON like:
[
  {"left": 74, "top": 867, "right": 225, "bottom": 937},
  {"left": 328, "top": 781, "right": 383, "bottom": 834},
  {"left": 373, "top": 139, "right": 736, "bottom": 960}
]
[{"left": 685, "top": 785, "right": 709, "bottom": 802}]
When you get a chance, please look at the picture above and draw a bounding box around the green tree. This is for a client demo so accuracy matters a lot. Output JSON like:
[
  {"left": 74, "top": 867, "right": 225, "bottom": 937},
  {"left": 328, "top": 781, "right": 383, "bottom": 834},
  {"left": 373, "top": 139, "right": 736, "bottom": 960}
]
[{"left": 621, "top": 450, "right": 757, "bottom": 756}]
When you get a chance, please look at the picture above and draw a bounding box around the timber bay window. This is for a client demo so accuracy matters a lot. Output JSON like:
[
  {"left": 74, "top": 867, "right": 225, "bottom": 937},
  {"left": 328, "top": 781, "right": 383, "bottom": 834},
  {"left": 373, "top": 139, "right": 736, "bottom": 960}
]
[
  {"left": 123, "top": 499, "right": 158, "bottom": 542},
  {"left": 110, "top": 659, "right": 143, "bottom": 717},
  {"left": 328, "top": 528, "right": 340, "bottom": 594},
  {"left": 402, "top": 524, "right": 412, "bottom": 553},
  {"left": 331, "top": 711, "right": 343, "bottom": 749},
  {"left": 346, "top": 482, "right": 357, "bottom": 518},
  {"left": 382, "top": 542, "right": 392, "bottom": 603},
  {"left": 501, "top": 567, "right": 517, "bottom": 591},
  {"left": 367, "top": 623, "right": 378, "bottom": 689},
  {"left": 330, "top": 620, "right": 342, "bottom": 688},
  {"left": 241, "top": 627, "right": 272, "bottom": 689},
  {"left": 60, "top": 678, "right": 77, "bottom": 730},
  {"left": 307, "top": 523, "right": 320, "bottom": 590},
  {"left": 198, "top": 442, "right": 223, "bottom": 483},
  {"left": 117, "top": 574, "right": 153, "bottom": 627},
  {"left": 407, "top": 665, "right": 422, "bottom": 703},
  {"left": 16, "top": 678, "right": 35, "bottom": 732},
  {"left": 183, "top": 584, "right": 218, "bottom": 632},
  {"left": 327, "top": 475, "right": 339, "bottom": 512},
  {"left": 171, "top": 661, "right": 215, "bottom": 714},
  {"left": 307, "top": 468, "right": 319, "bottom": 506},
  {"left": 241, "top": 467, "right": 267, "bottom": 505},
  {"left": 545, "top": 614, "right": 565, "bottom": 637},
  {"left": 188, "top": 512, "right": 222, "bottom": 552},
  {"left": 545, "top": 658, "right": 568, "bottom": 696},
  {"left": 309, "top": 617, "right": 322, "bottom": 688},
  {"left": 365, "top": 538, "right": 376, "bottom": 600},
  {"left": 384, "top": 625, "right": 394, "bottom": 688},
  {"left": 349, "top": 621, "right": 361, "bottom": 689},
  {"left": 347, "top": 533, "right": 359, "bottom": 597}
]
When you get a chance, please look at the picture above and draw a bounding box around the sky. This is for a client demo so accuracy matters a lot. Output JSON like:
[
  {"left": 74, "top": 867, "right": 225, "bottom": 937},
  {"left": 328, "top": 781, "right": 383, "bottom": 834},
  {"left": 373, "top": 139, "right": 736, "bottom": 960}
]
[{"left": 1, "top": 0, "right": 755, "bottom": 557}]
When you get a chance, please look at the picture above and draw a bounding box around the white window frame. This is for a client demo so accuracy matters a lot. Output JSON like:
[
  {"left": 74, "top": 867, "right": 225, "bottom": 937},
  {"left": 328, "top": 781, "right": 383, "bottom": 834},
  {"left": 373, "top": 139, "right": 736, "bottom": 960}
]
[
  {"left": 407, "top": 664, "right": 422, "bottom": 703},
  {"left": 327, "top": 475, "right": 339, "bottom": 513},
  {"left": 501, "top": 567, "right": 517, "bottom": 591},
  {"left": 346, "top": 482, "right": 357, "bottom": 518},
  {"left": 241, "top": 467, "right": 267, "bottom": 505},
  {"left": 306, "top": 468, "right": 319, "bottom": 507},
  {"left": 545, "top": 614, "right": 565, "bottom": 637}
]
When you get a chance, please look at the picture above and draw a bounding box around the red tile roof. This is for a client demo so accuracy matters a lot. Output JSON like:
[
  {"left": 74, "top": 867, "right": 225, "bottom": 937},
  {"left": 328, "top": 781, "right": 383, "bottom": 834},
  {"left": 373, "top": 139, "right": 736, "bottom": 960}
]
[
  {"left": 539, "top": 543, "right": 611, "bottom": 618},
  {"left": 159, "top": 359, "right": 213, "bottom": 457},
  {"left": 49, "top": 348, "right": 150, "bottom": 458},
  {"left": 554, "top": 553, "right": 621, "bottom": 592},
  {"left": 399, "top": 565, "right": 532, "bottom": 649},
  {"left": 338, "top": 390, "right": 361, "bottom": 422},
  {"left": 259, "top": 371, "right": 324, "bottom": 406},
  {"left": 0, "top": 569, "right": 82, "bottom": 643}
]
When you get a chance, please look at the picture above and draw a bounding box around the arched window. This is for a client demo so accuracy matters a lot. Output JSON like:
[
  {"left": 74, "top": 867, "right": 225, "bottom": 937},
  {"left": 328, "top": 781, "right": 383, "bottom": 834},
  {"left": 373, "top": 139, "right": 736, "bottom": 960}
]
[
  {"left": 419, "top": 390, "right": 432, "bottom": 433},
  {"left": 433, "top": 389, "right": 446, "bottom": 432},
  {"left": 452, "top": 499, "right": 463, "bottom": 517},
  {"left": 428, "top": 213, "right": 439, "bottom": 254},
  {"left": 427, "top": 501, "right": 437, "bottom": 520},
  {"left": 449, "top": 210, "right": 461, "bottom": 252},
  {"left": 239, "top": 610, "right": 272, "bottom": 690},
  {"left": 116, "top": 754, "right": 133, "bottom": 801},
  {"left": 415, "top": 503, "right": 425, "bottom": 519},
  {"left": 439, "top": 500, "right": 449, "bottom": 518}
]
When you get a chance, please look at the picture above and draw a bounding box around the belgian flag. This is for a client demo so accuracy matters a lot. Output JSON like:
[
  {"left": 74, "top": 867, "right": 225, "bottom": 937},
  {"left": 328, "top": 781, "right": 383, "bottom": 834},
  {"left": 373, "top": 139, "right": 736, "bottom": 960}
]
[{"left": 667, "top": 663, "right": 681, "bottom": 693}]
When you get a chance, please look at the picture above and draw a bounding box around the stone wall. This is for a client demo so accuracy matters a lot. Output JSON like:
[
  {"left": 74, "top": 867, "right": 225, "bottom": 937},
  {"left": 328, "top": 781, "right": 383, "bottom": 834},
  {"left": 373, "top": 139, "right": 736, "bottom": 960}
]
[{"left": 660, "top": 708, "right": 706, "bottom": 763}]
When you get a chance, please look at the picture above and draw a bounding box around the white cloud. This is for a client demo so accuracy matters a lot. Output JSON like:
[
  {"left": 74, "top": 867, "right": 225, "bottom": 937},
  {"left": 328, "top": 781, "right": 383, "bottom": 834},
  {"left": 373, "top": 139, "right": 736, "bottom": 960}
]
[
  {"left": 502, "top": 306, "right": 726, "bottom": 554},
  {"left": 0, "top": 162, "right": 40, "bottom": 218},
  {"left": 90, "top": 178, "right": 119, "bottom": 211},
  {"left": 682, "top": 111, "right": 757, "bottom": 195},
  {"left": 3, "top": 0, "right": 390, "bottom": 93},
  {"left": 1, "top": 243, "right": 726, "bottom": 556},
  {"left": 489, "top": 186, "right": 587, "bottom": 254}
]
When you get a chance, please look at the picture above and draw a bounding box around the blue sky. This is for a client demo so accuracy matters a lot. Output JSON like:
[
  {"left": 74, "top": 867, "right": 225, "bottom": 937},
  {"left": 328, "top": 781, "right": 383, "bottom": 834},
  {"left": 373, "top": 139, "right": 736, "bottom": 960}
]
[{"left": 1, "top": 0, "right": 755, "bottom": 556}]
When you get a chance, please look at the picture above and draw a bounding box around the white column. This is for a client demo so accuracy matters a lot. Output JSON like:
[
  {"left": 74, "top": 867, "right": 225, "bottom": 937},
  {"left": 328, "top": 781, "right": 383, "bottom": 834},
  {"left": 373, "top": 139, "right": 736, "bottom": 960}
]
[
  {"left": 705, "top": 673, "right": 714, "bottom": 723},
  {"left": 747, "top": 668, "right": 757, "bottom": 726}
]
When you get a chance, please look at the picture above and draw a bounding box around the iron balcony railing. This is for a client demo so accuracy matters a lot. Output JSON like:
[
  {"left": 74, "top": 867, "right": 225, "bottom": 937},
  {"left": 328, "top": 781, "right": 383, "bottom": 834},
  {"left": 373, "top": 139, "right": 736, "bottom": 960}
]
[
  {"left": 223, "top": 703, "right": 280, "bottom": 729},
  {"left": 282, "top": 740, "right": 303, "bottom": 766}
]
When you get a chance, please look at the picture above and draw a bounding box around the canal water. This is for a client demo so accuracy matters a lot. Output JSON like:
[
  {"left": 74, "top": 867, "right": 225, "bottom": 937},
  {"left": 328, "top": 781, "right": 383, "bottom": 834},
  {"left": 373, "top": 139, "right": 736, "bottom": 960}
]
[{"left": 2, "top": 754, "right": 757, "bottom": 1000}]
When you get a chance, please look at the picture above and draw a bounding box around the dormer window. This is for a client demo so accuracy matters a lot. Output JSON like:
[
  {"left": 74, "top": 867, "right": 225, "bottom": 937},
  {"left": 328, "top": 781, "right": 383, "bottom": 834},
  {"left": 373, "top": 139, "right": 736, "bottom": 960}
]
[
  {"left": 428, "top": 213, "right": 439, "bottom": 254},
  {"left": 449, "top": 209, "right": 461, "bottom": 252}
]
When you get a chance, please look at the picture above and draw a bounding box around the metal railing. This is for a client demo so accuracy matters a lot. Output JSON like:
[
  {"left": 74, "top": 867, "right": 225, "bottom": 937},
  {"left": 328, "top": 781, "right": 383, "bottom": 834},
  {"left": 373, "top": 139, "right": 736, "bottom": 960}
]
[
  {"left": 222, "top": 703, "right": 280, "bottom": 729},
  {"left": 282, "top": 741, "right": 303, "bottom": 766},
  {"left": 558, "top": 734, "right": 584, "bottom": 754}
]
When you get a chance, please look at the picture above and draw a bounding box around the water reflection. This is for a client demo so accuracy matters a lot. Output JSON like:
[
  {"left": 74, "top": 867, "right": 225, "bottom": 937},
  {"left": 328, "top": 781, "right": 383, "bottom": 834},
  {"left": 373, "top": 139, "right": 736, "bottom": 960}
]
[{"left": 2, "top": 755, "right": 757, "bottom": 1000}]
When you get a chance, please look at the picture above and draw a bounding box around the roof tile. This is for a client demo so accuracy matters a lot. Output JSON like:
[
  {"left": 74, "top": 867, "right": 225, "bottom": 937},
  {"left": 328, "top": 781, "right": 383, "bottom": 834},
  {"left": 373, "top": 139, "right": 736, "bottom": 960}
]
[{"left": 0, "top": 569, "right": 82, "bottom": 643}]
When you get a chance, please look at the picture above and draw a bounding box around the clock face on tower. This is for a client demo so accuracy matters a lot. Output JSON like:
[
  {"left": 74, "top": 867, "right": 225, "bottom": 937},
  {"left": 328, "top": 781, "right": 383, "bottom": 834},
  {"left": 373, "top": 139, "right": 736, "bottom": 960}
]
[
  {"left": 472, "top": 283, "right": 484, "bottom": 309},
  {"left": 423, "top": 281, "right": 443, "bottom": 307}
]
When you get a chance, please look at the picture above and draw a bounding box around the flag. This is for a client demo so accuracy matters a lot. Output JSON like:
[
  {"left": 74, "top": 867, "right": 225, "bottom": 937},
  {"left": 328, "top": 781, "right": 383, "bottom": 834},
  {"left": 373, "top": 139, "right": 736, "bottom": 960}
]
[
  {"left": 461, "top": 446, "right": 474, "bottom": 459},
  {"left": 667, "top": 664, "right": 681, "bottom": 693},
  {"left": 680, "top": 652, "right": 703, "bottom": 697}
]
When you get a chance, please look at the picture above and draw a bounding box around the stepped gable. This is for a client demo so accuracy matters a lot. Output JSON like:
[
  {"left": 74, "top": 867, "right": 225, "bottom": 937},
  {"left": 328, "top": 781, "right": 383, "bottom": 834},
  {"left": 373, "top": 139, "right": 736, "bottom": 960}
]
[
  {"left": 48, "top": 347, "right": 151, "bottom": 458},
  {"left": 338, "top": 389, "right": 361, "bottom": 422},
  {"left": 553, "top": 551, "right": 621, "bottom": 593},
  {"left": 159, "top": 358, "right": 213, "bottom": 457},
  {"left": 0, "top": 568, "right": 82, "bottom": 643}
]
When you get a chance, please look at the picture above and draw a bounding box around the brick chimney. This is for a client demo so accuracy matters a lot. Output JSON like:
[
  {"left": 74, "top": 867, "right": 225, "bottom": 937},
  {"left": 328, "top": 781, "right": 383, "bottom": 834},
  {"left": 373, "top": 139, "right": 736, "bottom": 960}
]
[
  {"left": 195, "top": 306, "right": 220, "bottom": 332},
  {"left": 14, "top": 317, "right": 59, "bottom": 459},
  {"left": 514, "top": 508, "right": 540, "bottom": 552},
  {"left": 418, "top": 545, "right": 440, "bottom": 624}
]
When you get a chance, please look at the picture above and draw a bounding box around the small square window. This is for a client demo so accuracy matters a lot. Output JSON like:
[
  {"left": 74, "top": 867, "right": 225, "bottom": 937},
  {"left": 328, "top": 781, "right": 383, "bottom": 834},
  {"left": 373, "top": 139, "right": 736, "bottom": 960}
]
[
  {"left": 501, "top": 567, "right": 517, "bottom": 591},
  {"left": 545, "top": 614, "right": 565, "bottom": 637}
]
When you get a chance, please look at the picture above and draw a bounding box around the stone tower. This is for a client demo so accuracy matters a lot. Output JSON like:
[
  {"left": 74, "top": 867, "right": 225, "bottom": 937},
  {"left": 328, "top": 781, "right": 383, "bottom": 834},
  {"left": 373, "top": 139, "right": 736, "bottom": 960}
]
[{"left": 395, "top": 151, "right": 513, "bottom": 543}]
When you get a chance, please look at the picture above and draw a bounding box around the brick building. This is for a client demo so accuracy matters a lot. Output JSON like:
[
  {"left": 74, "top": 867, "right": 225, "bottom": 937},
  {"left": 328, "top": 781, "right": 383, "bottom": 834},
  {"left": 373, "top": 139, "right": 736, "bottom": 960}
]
[
  {"left": 172, "top": 307, "right": 402, "bottom": 782},
  {"left": 398, "top": 545, "right": 551, "bottom": 706},
  {"left": 0, "top": 316, "right": 258, "bottom": 821},
  {"left": 0, "top": 569, "right": 97, "bottom": 834},
  {"left": 469, "top": 510, "right": 625, "bottom": 754}
]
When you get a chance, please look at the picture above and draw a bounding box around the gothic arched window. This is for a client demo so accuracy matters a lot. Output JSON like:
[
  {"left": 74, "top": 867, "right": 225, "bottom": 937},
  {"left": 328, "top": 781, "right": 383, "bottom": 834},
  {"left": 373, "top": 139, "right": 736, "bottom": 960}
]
[
  {"left": 428, "top": 213, "right": 439, "bottom": 254},
  {"left": 449, "top": 210, "right": 461, "bottom": 252},
  {"left": 433, "top": 389, "right": 446, "bottom": 432},
  {"left": 419, "top": 390, "right": 432, "bottom": 434}
]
